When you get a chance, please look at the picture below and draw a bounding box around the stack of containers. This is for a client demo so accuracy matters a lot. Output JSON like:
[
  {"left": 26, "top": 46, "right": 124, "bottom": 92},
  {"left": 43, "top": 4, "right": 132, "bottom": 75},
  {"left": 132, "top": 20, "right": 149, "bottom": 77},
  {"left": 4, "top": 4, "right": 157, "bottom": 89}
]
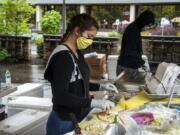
[
  {"left": 0, "top": 109, "right": 49, "bottom": 135},
  {"left": 2, "top": 83, "right": 44, "bottom": 105},
  {"left": 85, "top": 54, "right": 106, "bottom": 80},
  {"left": 107, "top": 55, "right": 119, "bottom": 80},
  {"left": 7, "top": 96, "right": 52, "bottom": 116}
]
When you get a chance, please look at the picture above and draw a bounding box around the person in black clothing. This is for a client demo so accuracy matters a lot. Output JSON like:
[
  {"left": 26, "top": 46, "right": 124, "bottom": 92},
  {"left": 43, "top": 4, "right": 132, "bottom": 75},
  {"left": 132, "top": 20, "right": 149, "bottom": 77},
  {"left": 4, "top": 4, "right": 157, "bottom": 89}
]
[
  {"left": 116, "top": 10, "right": 155, "bottom": 81},
  {"left": 44, "top": 14, "right": 115, "bottom": 135}
]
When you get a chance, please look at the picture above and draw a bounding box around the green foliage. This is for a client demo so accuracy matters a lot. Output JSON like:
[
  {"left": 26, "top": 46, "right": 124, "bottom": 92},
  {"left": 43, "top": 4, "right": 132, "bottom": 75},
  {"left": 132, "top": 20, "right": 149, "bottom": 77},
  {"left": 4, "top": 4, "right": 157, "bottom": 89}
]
[
  {"left": 91, "top": 5, "right": 179, "bottom": 25},
  {"left": 0, "top": 48, "right": 18, "bottom": 63},
  {"left": 92, "top": 6, "right": 114, "bottom": 22},
  {"left": 141, "top": 31, "right": 150, "bottom": 36},
  {"left": 41, "top": 10, "right": 62, "bottom": 34},
  {"left": 108, "top": 31, "right": 122, "bottom": 38},
  {"left": 35, "top": 34, "right": 44, "bottom": 57},
  {"left": 66, "top": 6, "right": 79, "bottom": 24},
  {"left": 0, "top": 48, "right": 11, "bottom": 61},
  {"left": 177, "top": 31, "right": 180, "bottom": 37},
  {"left": 0, "top": 0, "right": 35, "bottom": 35},
  {"left": 161, "top": 6, "right": 176, "bottom": 18},
  {"left": 138, "top": 5, "right": 176, "bottom": 21},
  {"left": 35, "top": 34, "right": 44, "bottom": 45},
  {"left": 91, "top": 6, "right": 128, "bottom": 23},
  {"left": 6, "top": 57, "right": 19, "bottom": 63},
  {"left": 37, "top": 44, "right": 44, "bottom": 58}
]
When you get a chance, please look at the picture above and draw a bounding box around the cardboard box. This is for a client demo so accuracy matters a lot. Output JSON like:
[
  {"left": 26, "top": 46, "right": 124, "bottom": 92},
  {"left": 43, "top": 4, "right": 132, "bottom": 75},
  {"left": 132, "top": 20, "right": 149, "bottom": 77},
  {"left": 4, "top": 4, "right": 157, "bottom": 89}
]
[{"left": 85, "top": 54, "right": 106, "bottom": 80}]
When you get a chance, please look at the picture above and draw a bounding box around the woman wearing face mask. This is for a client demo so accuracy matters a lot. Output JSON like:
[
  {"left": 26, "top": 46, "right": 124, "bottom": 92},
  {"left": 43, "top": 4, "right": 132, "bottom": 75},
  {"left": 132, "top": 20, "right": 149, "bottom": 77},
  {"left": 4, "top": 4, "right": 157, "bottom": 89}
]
[{"left": 44, "top": 14, "right": 115, "bottom": 135}]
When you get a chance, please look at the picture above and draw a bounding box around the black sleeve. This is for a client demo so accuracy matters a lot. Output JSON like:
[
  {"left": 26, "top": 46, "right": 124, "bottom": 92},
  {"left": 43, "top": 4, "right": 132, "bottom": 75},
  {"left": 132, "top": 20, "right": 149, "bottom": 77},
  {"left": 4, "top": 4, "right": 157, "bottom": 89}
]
[
  {"left": 123, "top": 26, "right": 145, "bottom": 66},
  {"left": 51, "top": 52, "right": 91, "bottom": 109},
  {"left": 124, "top": 27, "right": 140, "bottom": 57}
]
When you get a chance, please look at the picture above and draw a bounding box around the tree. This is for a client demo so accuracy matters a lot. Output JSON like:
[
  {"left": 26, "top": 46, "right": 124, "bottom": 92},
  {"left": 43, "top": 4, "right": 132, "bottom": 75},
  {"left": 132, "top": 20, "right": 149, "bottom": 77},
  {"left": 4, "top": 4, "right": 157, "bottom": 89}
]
[
  {"left": 162, "top": 6, "right": 176, "bottom": 18},
  {"left": 138, "top": 5, "right": 176, "bottom": 21},
  {"left": 92, "top": 6, "right": 114, "bottom": 22},
  {"left": 91, "top": 5, "right": 129, "bottom": 28},
  {"left": 66, "top": 6, "right": 79, "bottom": 24},
  {"left": 91, "top": 5, "right": 178, "bottom": 26},
  {"left": 41, "top": 10, "right": 62, "bottom": 35},
  {"left": 0, "top": 0, "right": 35, "bottom": 35}
]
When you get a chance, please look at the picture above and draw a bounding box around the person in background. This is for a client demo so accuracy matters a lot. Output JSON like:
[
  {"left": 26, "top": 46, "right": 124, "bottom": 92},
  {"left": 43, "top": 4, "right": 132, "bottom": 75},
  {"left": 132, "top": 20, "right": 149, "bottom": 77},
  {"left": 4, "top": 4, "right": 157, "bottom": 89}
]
[
  {"left": 116, "top": 10, "right": 155, "bottom": 81},
  {"left": 44, "top": 14, "right": 115, "bottom": 135}
]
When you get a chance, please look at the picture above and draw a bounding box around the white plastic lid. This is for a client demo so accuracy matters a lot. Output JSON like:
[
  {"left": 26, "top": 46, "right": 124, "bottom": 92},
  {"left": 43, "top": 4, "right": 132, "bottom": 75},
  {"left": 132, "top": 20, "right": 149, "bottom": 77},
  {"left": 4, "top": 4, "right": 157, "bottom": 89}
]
[
  {"left": 0, "top": 109, "right": 49, "bottom": 134},
  {"left": 123, "top": 84, "right": 140, "bottom": 92},
  {"left": 107, "top": 55, "right": 119, "bottom": 60},
  {"left": 8, "top": 96, "right": 52, "bottom": 111},
  {"left": 9, "top": 83, "right": 43, "bottom": 96}
]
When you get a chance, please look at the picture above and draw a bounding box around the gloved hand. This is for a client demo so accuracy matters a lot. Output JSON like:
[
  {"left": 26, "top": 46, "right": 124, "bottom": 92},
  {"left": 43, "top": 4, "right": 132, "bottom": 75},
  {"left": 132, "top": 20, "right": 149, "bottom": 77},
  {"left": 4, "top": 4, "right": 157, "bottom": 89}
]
[
  {"left": 91, "top": 99, "right": 115, "bottom": 111},
  {"left": 99, "top": 83, "right": 118, "bottom": 93},
  {"left": 141, "top": 56, "right": 150, "bottom": 72}
]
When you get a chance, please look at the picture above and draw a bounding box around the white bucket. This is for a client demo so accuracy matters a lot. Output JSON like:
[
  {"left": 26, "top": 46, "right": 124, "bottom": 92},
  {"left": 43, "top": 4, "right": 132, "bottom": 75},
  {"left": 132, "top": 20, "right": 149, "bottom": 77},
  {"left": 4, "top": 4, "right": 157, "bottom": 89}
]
[{"left": 107, "top": 55, "right": 119, "bottom": 80}]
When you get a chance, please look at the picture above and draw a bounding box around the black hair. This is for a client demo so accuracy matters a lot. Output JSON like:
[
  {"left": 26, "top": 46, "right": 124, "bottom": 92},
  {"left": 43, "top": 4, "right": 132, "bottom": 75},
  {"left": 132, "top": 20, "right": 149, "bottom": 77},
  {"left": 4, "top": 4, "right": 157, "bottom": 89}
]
[
  {"left": 60, "top": 13, "right": 99, "bottom": 43},
  {"left": 136, "top": 10, "right": 155, "bottom": 29}
]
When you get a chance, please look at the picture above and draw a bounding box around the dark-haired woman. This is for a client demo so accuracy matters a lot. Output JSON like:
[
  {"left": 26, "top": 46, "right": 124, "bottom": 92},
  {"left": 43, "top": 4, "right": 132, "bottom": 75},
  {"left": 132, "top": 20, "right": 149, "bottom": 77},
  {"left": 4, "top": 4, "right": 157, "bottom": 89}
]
[{"left": 44, "top": 14, "right": 115, "bottom": 135}]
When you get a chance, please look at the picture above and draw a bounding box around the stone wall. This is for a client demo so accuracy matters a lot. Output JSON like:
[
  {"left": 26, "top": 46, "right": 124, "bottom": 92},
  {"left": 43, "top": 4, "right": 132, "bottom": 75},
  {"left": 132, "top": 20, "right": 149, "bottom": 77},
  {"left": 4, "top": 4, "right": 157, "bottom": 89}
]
[
  {"left": 0, "top": 35, "right": 31, "bottom": 60},
  {"left": 43, "top": 35, "right": 120, "bottom": 61},
  {"left": 142, "top": 36, "right": 180, "bottom": 64}
]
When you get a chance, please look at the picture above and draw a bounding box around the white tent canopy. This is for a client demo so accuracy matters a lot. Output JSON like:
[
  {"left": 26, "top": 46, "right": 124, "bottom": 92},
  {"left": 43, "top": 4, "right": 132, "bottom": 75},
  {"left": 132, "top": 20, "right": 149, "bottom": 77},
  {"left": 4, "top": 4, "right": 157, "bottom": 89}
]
[{"left": 171, "top": 17, "right": 180, "bottom": 23}]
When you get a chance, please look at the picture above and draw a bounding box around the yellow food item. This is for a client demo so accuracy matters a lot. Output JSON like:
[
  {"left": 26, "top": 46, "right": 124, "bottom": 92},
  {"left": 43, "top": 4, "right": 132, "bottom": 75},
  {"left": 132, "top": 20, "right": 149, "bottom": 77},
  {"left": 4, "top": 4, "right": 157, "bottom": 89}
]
[
  {"left": 80, "top": 92, "right": 180, "bottom": 134},
  {"left": 111, "top": 99, "right": 125, "bottom": 113},
  {"left": 80, "top": 110, "right": 123, "bottom": 134},
  {"left": 120, "top": 92, "right": 152, "bottom": 109},
  {"left": 96, "top": 112, "right": 115, "bottom": 123},
  {"left": 79, "top": 120, "right": 108, "bottom": 134},
  {"left": 150, "top": 118, "right": 164, "bottom": 126},
  {"left": 118, "top": 92, "right": 180, "bottom": 109}
]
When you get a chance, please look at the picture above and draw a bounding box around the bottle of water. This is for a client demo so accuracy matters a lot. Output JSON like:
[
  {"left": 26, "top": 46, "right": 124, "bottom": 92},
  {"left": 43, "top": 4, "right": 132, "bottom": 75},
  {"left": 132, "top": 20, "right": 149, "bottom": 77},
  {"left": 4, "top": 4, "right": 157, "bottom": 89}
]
[{"left": 5, "top": 70, "right": 11, "bottom": 87}]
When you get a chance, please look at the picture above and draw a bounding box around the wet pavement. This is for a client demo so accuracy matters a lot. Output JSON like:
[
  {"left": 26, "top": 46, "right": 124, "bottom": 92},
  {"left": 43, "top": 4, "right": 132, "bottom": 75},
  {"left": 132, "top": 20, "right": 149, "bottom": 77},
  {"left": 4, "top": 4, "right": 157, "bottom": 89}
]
[
  {"left": 0, "top": 42, "right": 159, "bottom": 99},
  {"left": 0, "top": 62, "right": 46, "bottom": 84},
  {"left": 0, "top": 61, "right": 52, "bottom": 98},
  {"left": 0, "top": 42, "right": 48, "bottom": 86}
]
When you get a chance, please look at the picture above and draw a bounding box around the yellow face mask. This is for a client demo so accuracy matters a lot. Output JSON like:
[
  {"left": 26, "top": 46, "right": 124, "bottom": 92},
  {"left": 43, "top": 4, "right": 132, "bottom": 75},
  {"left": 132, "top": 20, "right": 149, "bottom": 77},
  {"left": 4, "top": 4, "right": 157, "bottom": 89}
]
[{"left": 77, "top": 37, "right": 93, "bottom": 50}]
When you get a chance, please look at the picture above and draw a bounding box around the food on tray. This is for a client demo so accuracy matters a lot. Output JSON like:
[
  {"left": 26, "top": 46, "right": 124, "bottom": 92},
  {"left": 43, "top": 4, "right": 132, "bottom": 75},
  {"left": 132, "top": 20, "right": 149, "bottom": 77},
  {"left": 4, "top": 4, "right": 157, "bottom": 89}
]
[
  {"left": 96, "top": 112, "right": 116, "bottom": 123},
  {"left": 131, "top": 112, "right": 154, "bottom": 125},
  {"left": 80, "top": 110, "right": 123, "bottom": 134},
  {"left": 79, "top": 120, "right": 108, "bottom": 134},
  {"left": 150, "top": 118, "right": 164, "bottom": 126}
]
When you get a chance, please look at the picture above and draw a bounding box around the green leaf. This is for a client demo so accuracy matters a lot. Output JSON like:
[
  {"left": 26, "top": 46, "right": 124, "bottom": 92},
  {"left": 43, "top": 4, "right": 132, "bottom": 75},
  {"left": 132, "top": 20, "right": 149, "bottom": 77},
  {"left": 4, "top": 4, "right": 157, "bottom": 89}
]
[
  {"left": 41, "top": 10, "right": 62, "bottom": 34},
  {"left": 0, "top": 0, "right": 35, "bottom": 35}
]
